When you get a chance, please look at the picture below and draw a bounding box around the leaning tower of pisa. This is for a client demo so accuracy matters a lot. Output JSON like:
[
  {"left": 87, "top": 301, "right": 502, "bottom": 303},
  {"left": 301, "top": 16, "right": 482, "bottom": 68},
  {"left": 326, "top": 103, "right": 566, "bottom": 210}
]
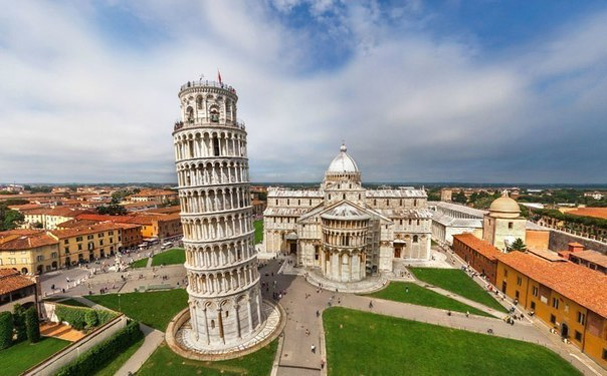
[{"left": 172, "top": 79, "right": 266, "bottom": 350}]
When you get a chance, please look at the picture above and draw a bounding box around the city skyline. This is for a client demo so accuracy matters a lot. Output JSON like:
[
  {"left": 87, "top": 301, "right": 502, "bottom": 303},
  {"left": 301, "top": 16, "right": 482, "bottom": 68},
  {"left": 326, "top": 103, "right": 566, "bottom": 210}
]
[{"left": 2, "top": 1, "right": 607, "bottom": 184}]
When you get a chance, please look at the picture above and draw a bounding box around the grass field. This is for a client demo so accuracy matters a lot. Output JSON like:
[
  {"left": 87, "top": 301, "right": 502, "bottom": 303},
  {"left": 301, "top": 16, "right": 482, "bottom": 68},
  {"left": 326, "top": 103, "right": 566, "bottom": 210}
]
[
  {"left": 151, "top": 248, "right": 185, "bottom": 266},
  {"left": 254, "top": 220, "right": 263, "bottom": 244},
  {"left": 409, "top": 267, "right": 508, "bottom": 313},
  {"left": 138, "top": 341, "right": 277, "bottom": 376},
  {"left": 3, "top": 337, "right": 70, "bottom": 376},
  {"left": 367, "top": 282, "right": 492, "bottom": 317},
  {"left": 56, "top": 298, "right": 89, "bottom": 307},
  {"left": 324, "top": 307, "right": 580, "bottom": 376},
  {"left": 87, "top": 289, "right": 188, "bottom": 331},
  {"left": 130, "top": 257, "right": 148, "bottom": 268},
  {"left": 92, "top": 337, "right": 144, "bottom": 376}
]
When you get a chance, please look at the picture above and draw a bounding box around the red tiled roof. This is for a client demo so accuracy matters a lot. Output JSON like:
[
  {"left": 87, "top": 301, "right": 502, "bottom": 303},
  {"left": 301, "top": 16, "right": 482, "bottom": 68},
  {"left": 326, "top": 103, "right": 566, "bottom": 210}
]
[
  {"left": 0, "top": 233, "right": 58, "bottom": 250},
  {"left": 49, "top": 222, "right": 122, "bottom": 239},
  {"left": 569, "top": 250, "right": 607, "bottom": 269},
  {"left": 24, "top": 207, "right": 91, "bottom": 217},
  {"left": 0, "top": 269, "right": 36, "bottom": 295},
  {"left": 499, "top": 251, "right": 607, "bottom": 318},
  {"left": 453, "top": 233, "right": 501, "bottom": 261}
]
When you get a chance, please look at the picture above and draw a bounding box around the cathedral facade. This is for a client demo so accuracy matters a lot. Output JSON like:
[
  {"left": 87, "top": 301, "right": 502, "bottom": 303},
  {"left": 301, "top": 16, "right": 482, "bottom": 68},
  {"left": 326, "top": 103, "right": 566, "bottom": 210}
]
[{"left": 263, "top": 144, "right": 432, "bottom": 282}]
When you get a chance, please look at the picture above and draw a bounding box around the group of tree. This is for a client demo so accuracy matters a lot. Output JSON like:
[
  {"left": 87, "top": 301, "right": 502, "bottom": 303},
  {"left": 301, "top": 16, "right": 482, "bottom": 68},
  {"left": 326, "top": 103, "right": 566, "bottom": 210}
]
[
  {"left": 23, "top": 185, "right": 53, "bottom": 193},
  {"left": 532, "top": 208, "right": 607, "bottom": 230},
  {"left": 96, "top": 204, "right": 127, "bottom": 216},
  {"left": 507, "top": 238, "right": 527, "bottom": 252},
  {"left": 0, "top": 305, "right": 40, "bottom": 350},
  {"left": 0, "top": 199, "right": 28, "bottom": 231}
]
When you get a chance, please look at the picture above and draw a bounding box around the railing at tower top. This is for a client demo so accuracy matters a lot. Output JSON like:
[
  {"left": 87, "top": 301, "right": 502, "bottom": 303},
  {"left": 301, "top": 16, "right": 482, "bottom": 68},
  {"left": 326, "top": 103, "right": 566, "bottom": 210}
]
[
  {"left": 180, "top": 80, "right": 237, "bottom": 94},
  {"left": 173, "top": 119, "right": 246, "bottom": 132}
]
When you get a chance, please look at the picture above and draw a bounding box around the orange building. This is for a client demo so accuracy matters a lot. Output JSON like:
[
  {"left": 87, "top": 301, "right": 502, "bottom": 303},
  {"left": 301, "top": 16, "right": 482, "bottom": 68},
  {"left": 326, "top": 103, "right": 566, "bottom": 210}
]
[
  {"left": 497, "top": 251, "right": 607, "bottom": 368},
  {"left": 452, "top": 233, "right": 501, "bottom": 284}
]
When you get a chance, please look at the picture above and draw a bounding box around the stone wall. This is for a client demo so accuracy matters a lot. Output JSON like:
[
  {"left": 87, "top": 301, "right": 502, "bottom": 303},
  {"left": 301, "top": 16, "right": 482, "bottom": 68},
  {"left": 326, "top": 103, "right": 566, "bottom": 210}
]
[
  {"left": 22, "top": 314, "right": 127, "bottom": 376},
  {"left": 549, "top": 230, "right": 607, "bottom": 254}
]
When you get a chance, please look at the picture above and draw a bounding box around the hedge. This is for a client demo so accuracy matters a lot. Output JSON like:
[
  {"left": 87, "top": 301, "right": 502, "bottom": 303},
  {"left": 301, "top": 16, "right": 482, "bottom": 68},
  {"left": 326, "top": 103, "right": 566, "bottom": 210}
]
[
  {"left": 0, "top": 311, "right": 13, "bottom": 350},
  {"left": 55, "top": 321, "right": 143, "bottom": 376},
  {"left": 25, "top": 307, "right": 40, "bottom": 343},
  {"left": 55, "top": 305, "right": 117, "bottom": 331},
  {"left": 13, "top": 304, "right": 27, "bottom": 342}
]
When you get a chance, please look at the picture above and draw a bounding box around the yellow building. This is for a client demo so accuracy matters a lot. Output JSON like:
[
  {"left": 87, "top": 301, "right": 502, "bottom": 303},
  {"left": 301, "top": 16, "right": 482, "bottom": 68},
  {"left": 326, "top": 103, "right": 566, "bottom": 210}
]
[
  {"left": 0, "top": 232, "right": 60, "bottom": 274},
  {"left": 497, "top": 251, "right": 607, "bottom": 368},
  {"left": 22, "top": 207, "right": 90, "bottom": 230},
  {"left": 48, "top": 223, "right": 122, "bottom": 266}
]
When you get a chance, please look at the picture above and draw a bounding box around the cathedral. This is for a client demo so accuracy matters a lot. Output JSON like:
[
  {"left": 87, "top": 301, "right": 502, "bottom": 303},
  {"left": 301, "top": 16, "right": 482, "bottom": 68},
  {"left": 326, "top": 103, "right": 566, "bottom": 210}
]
[{"left": 263, "top": 144, "right": 432, "bottom": 283}]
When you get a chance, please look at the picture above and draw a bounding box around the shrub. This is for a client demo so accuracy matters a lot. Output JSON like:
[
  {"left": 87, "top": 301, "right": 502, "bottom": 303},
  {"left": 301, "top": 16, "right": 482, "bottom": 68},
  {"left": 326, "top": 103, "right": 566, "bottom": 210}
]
[
  {"left": 55, "top": 305, "right": 118, "bottom": 331},
  {"left": 25, "top": 307, "right": 40, "bottom": 343},
  {"left": 13, "top": 304, "right": 27, "bottom": 342},
  {"left": 56, "top": 321, "right": 143, "bottom": 376},
  {"left": 84, "top": 310, "right": 98, "bottom": 328},
  {"left": 0, "top": 311, "right": 13, "bottom": 349}
]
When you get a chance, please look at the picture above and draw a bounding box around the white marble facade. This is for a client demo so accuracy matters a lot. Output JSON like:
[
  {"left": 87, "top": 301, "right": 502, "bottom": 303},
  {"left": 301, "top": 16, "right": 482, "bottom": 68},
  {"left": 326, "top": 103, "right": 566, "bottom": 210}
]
[
  {"left": 173, "top": 80, "right": 263, "bottom": 349},
  {"left": 263, "top": 144, "right": 432, "bottom": 281}
]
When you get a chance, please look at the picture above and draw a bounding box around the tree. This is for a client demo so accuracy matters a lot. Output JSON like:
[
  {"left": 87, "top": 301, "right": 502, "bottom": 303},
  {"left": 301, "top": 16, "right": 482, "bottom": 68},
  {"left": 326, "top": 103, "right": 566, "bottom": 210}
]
[
  {"left": 84, "top": 310, "right": 98, "bottom": 328},
  {"left": 0, "top": 311, "right": 13, "bottom": 349},
  {"left": 509, "top": 238, "right": 527, "bottom": 252},
  {"left": 25, "top": 307, "right": 40, "bottom": 343},
  {"left": 13, "top": 304, "right": 27, "bottom": 342},
  {"left": 452, "top": 190, "right": 467, "bottom": 204}
]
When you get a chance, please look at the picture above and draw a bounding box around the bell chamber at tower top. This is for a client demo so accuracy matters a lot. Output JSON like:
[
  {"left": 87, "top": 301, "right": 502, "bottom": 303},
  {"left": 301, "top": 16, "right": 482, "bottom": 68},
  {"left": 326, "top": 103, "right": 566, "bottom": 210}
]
[{"left": 173, "top": 80, "right": 245, "bottom": 133}]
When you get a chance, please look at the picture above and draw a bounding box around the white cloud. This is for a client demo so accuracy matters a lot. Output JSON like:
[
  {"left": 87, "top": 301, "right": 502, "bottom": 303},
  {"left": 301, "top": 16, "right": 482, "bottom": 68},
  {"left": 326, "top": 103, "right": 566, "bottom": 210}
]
[{"left": 0, "top": 1, "right": 606, "bottom": 184}]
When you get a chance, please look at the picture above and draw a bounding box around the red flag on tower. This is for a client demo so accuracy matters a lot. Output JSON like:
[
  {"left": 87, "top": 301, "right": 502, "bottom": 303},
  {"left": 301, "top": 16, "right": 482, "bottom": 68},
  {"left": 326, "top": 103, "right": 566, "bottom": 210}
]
[{"left": 217, "top": 69, "right": 222, "bottom": 85}]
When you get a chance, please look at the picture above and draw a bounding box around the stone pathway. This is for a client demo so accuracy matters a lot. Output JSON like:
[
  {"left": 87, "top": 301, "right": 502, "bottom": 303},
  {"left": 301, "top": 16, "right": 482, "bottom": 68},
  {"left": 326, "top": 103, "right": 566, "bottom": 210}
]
[{"left": 115, "top": 323, "right": 164, "bottom": 376}]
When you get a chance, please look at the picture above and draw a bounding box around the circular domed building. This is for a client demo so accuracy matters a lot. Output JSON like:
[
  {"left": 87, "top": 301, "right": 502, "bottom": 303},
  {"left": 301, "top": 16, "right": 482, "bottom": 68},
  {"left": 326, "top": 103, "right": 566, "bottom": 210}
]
[{"left": 483, "top": 191, "right": 526, "bottom": 251}]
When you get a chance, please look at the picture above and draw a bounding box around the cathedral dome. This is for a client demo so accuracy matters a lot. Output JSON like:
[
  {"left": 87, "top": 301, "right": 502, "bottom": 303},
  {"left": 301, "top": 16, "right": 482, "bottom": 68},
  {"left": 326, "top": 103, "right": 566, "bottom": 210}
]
[
  {"left": 489, "top": 191, "right": 521, "bottom": 218},
  {"left": 327, "top": 144, "right": 359, "bottom": 174}
]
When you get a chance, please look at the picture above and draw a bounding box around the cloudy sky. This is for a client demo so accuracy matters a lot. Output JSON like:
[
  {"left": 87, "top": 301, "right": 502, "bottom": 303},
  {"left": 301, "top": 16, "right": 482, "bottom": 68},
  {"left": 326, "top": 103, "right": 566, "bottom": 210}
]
[{"left": 1, "top": 1, "right": 607, "bottom": 184}]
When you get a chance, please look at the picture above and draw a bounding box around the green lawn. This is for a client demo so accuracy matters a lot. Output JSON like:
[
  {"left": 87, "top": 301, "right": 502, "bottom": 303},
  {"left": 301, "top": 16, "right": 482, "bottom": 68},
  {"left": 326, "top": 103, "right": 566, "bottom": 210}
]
[
  {"left": 367, "top": 282, "right": 492, "bottom": 317},
  {"left": 138, "top": 340, "right": 277, "bottom": 376},
  {"left": 92, "top": 337, "right": 144, "bottom": 376},
  {"left": 152, "top": 248, "right": 185, "bottom": 266},
  {"left": 409, "top": 267, "right": 508, "bottom": 313},
  {"left": 130, "top": 257, "right": 148, "bottom": 268},
  {"left": 87, "top": 289, "right": 188, "bottom": 331},
  {"left": 56, "top": 298, "right": 89, "bottom": 307},
  {"left": 254, "top": 220, "right": 263, "bottom": 244},
  {"left": 3, "top": 337, "right": 70, "bottom": 376},
  {"left": 324, "top": 307, "right": 580, "bottom": 376}
]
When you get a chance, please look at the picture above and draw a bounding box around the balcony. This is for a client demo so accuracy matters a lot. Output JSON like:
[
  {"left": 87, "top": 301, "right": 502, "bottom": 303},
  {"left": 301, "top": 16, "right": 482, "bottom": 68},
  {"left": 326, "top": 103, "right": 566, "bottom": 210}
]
[
  {"left": 179, "top": 80, "right": 237, "bottom": 94},
  {"left": 173, "top": 119, "right": 246, "bottom": 132}
]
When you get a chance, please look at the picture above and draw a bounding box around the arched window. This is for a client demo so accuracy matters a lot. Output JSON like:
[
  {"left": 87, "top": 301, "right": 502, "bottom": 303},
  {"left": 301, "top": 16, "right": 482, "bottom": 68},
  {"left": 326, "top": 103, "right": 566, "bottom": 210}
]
[
  {"left": 210, "top": 105, "right": 219, "bottom": 122},
  {"left": 186, "top": 106, "right": 194, "bottom": 123},
  {"left": 211, "top": 320, "right": 215, "bottom": 329},
  {"left": 212, "top": 136, "right": 220, "bottom": 156},
  {"left": 413, "top": 235, "right": 419, "bottom": 243},
  {"left": 196, "top": 95, "right": 203, "bottom": 109}
]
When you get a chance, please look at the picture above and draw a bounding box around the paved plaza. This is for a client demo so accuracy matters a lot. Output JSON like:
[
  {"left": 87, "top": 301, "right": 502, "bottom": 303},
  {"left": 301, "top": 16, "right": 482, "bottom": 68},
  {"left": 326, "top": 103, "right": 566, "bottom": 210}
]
[{"left": 44, "top": 251, "right": 607, "bottom": 376}]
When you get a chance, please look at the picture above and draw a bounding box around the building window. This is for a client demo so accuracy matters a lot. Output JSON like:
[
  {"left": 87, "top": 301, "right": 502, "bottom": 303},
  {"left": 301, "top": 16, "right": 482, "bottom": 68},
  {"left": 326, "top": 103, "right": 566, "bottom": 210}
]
[
  {"left": 516, "top": 276, "right": 522, "bottom": 286},
  {"left": 552, "top": 298, "right": 559, "bottom": 309},
  {"left": 515, "top": 291, "right": 520, "bottom": 299},
  {"left": 78, "top": 244, "right": 82, "bottom": 251},
  {"left": 577, "top": 312, "right": 586, "bottom": 325},
  {"left": 413, "top": 235, "right": 419, "bottom": 243},
  {"left": 64, "top": 239, "right": 69, "bottom": 244},
  {"left": 76, "top": 236, "right": 83, "bottom": 242},
  {"left": 504, "top": 269, "right": 508, "bottom": 277},
  {"left": 603, "top": 349, "right": 607, "bottom": 361},
  {"left": 574, "top": 331, "right": 582, "bottom": 342},
  {"left": 532, "top": 286, "right": 538, "bottom": 297},
  {"left": 550, "top": 314, "right": 556, "bottom": 324},
  {"left": 530, "top": 301, "right": 536, "bottom": 310},
  {"left": 508, "top": 222, "right": 513, "bottom": 229}
]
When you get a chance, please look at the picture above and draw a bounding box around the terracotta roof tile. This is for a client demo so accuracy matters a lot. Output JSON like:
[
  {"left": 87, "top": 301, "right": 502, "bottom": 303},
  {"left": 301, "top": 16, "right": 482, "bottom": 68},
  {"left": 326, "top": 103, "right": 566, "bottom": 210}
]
[
  {"left": 569, "top": 250, "right": 607, "bottom": 269},
  {"left": 0, "top": 233, "right": 58, "bottom": 250},
  {"left": 0, "top": 269, "right": 36, "bottom": 295},
  {"left": 453, "top": 233, "right": 502, "bottom": 261},
  {"left": 498, "top": 251, "right": 607, "bottom": 318}
]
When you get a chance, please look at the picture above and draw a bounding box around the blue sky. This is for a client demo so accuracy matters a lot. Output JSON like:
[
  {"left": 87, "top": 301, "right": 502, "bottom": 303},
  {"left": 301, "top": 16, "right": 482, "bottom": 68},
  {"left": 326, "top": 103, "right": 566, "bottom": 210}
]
[{"left": 1, "top": 0, "right": 606, "bottom": 184}]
